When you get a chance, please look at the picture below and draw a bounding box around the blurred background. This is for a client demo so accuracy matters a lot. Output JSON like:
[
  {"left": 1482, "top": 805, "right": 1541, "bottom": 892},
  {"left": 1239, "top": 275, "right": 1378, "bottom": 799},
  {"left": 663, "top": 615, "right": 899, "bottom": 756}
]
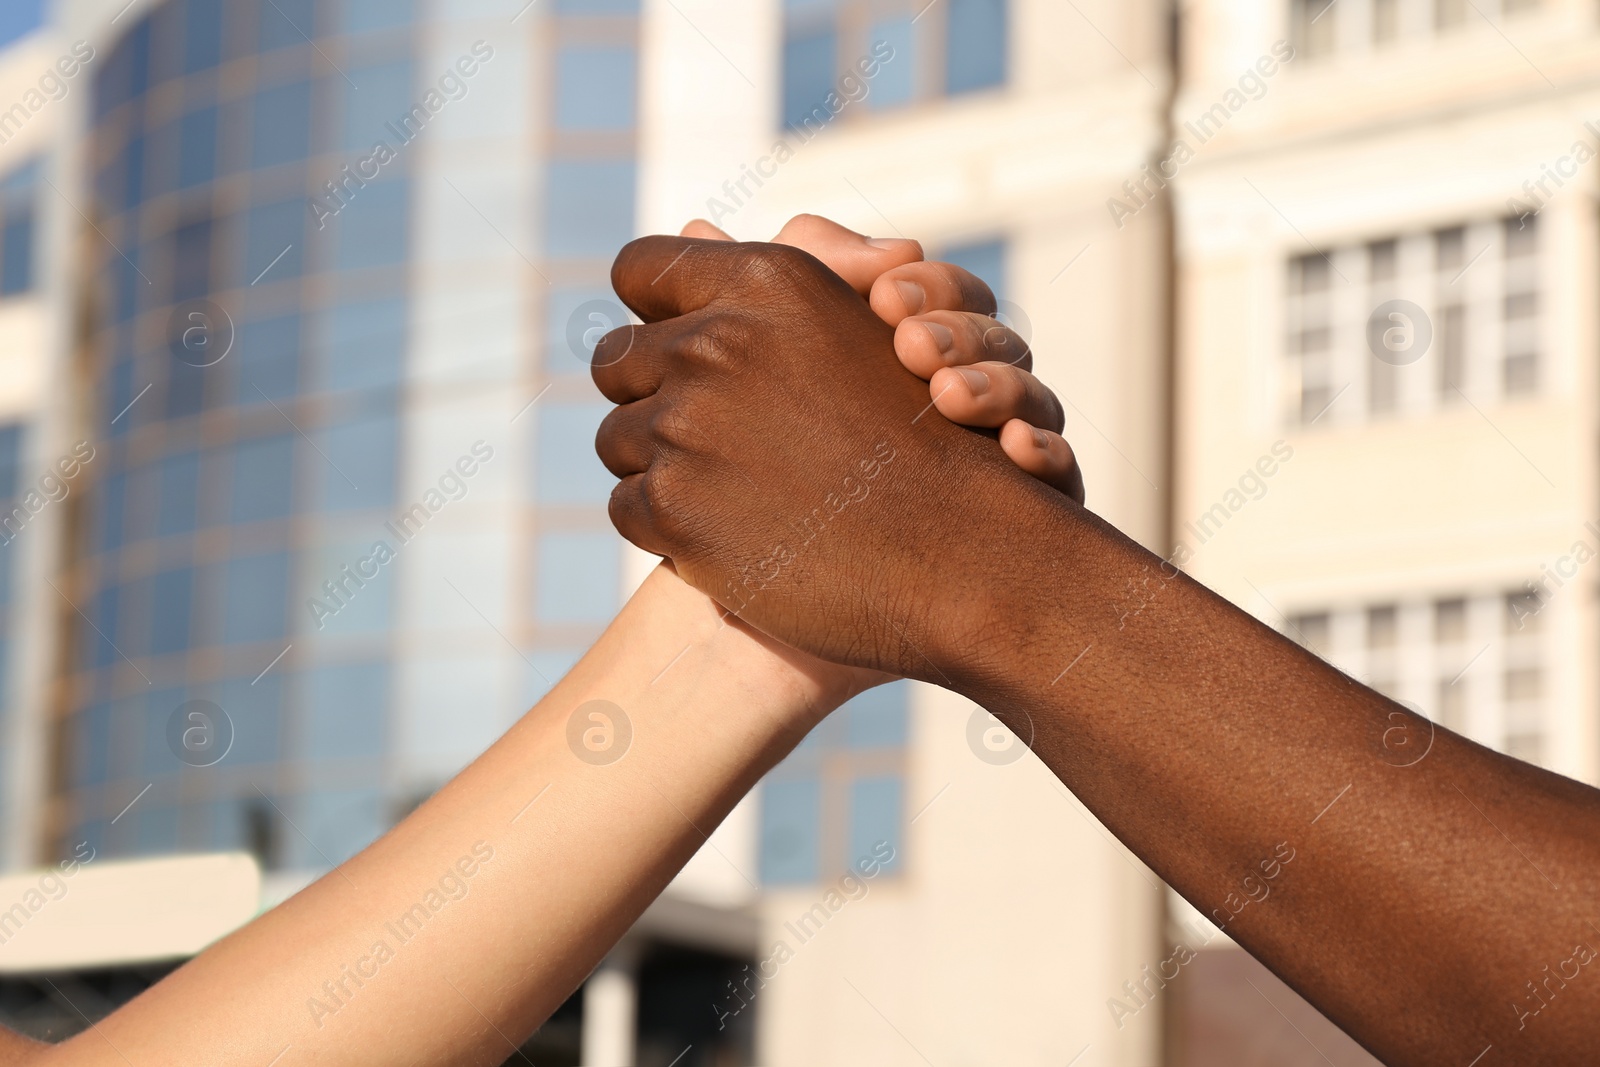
[{"left": 0, "top": 0, "right": 1591, "bottom": 1063}]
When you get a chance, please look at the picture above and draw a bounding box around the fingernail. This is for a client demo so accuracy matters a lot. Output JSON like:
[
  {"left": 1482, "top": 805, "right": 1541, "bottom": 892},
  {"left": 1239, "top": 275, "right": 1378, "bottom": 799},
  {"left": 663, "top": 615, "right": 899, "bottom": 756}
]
[
  {"left": 895, "top": 280, "right": 926, "bottom": 315},
  {"left": 1032, "top": 427, "right": 1050, "bottom": 450},
  {"left": 922, "top": 321, "right": 955, "bottom": 354},
  {"left": 955, "top": 367, "right": 988, "bottom": 395},
  {"left": 867, "top": 237, "right": 907, "bottom": 250}
]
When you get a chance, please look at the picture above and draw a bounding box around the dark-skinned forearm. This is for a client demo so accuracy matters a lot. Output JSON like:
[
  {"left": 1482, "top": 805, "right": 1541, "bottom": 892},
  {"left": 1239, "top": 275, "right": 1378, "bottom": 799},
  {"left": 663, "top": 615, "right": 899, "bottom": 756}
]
[{"left": 946, "top": 486, "right": 1600, "bottom": 1066}]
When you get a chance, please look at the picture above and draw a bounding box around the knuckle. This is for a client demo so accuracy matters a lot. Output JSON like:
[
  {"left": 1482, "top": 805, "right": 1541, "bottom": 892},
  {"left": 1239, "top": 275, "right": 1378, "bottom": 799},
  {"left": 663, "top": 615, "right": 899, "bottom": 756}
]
[
  {"left": 778, "top": 213, "right": 831, "bottom": 245},
  {"left": 639, "top": 465, "right": 686, "bottom": 535},
  {"left": 647, "top": 404, "right": 697, "bottom": 450},
  {"left": 933, "top": 264, "right": 995, "bottom": 314},
  {"left": 741, "top": 241, "right": 816, "bottom": 292},
  {"left": 675, "top": 314, "right": 751, "bottom": 370},
  {"left": 1034, "top": 381, "right": 1067, "bottom": 432},
  {"left": 983, "top": 324, "right": 1030, "bottom": 368}
]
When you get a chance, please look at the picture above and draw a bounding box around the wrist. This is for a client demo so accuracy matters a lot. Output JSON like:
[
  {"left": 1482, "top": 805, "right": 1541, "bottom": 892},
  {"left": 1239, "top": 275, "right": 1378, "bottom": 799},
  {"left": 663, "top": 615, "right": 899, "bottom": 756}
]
[
  {"left": 626, "top": 563, "right": 848, "bottom": 736},
  {"left": 919, "top": 479, "right": 1121, "bottom": 703}
]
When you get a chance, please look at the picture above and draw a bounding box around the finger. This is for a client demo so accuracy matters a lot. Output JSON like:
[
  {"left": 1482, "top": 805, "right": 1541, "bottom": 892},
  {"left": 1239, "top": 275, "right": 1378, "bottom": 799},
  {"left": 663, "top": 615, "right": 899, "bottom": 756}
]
[
  {"left": 894, "top": 310, "right": 1032, "bottom": 378},
  {"left": 928, "top": 362, "right": 1065, "bottom": 433},
  {"left": 681, "top": 218, "right": 734, "bottom": 241},
  {"left": 612, "top": 236, "right": 843, "bottom": 323},
  {"left": 999, "top": 420, "right": 1085, "bottom": 505},
  {"left": 590, "top": 318, "right": 673, "bottom": 405},
  {"left": 769, "top": 214, "right": 922, "bottom": 297},
  {"left": 611, "top": 235, "right": 752, "bottom": 323},
  {"left": 595, "top": 396, "right": 660, "bottom": 478},
  {"left": 869, "top": 260, "right": 997, "bottom": 325},
  {"left": 609, "top": 473, "right": 673, "bottom": 559}
]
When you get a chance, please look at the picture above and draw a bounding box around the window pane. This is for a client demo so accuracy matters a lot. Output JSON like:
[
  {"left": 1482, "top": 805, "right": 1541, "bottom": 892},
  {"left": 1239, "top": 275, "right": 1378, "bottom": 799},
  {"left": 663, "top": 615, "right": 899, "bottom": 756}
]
[
  {"left": 132, "top": 805, "right": 180, "bottom": 855},
  {"left": 317, "top": 296, "right": 407, "bottom": 393},
  {"left": 556, "top": 45, "right": 637, "bottom": 130},
  {"left": 301, "top": 661, "right": 388, "bottom": 760},
  {"left": 1293, "top": 0, "right": 1337, "bottom": 57},
  {"left": 760, "top": 777, "right": 820, "bottom": 884},
  {"left": 337, "top": 0, "right": 414, "bottom": 34},
  {"left": 223, "top": 552, "right": 291, "bottom": 643},
  {"left": 0, "top": 210, "right": 34, "bottom": 295},
  {"left": 215, "top": 673, "right": 285, "bottom": 765},
  {"left": 231, "top": 434, "right": 296, "bottom": 522},
  {"left": 120, "top": 135, "right": 146, "bottom": 212},
  {"left": 544, "top": 286, "right": 626, "bottom": 374},
  {"left": 545, "top": 162, "right": 636, "bottom": 258},
  {"left": 317, "top": 411, "right": 399, "bottom": 512},
  {"left": 536, "top": 404, "right": 613, "bottom": 504},
  {"left": 0, "top": 0, "right": 44, "bottom": 48},
  {"left": 258, "top": 0, "right": 316, "bottom": 51},
  {"left": 305, "top": 536, "right": 393, "bottom": 635},
  {"left": 1366, "top": 604, "right": 1398, "bottom": 649},
  {"left": 158, "top": 363, "right": 199, "bottom": 430},
  {"left": 847, "top": 775, "right": 903, "bottom": 873},
  {"left": 184, "top": 0, "right": 224, "bottom": 73},
  {"left": 843, "top": 682, "right": 908, "bottom": 748},
  {"left": 156, "top": 451, "right": 201, "bottom": 536},
  {"left": 98, "top": 471, "right": 128, "bottom": 551},
  {"left": 782, "top": 28, "right": 836, "bottom": 130},
  {"left": 869, "top": 18, "right": 914, "bottom": 109},
  {"left": 170, "top": 216, "right": 214, "bottom": 303},
  {"left": 1288, "top": 612, "right": 1330, "bottom": 657},
  {"left": 946, "top": 0, "right": 1006, "bottom": 95},
  {"left": 71, "top": 703, "right": 112, "bottom": 788},
  {"left": 335, "top": 179, "right": 410, "bottom": 270},
  {"left": 1434, "top": 598, "right": 1468, "bottom": 644},
  {"left": 243, "top": 197, "right": 306, "bottom": 287},
  {"left": 1373, "top": 0, "right": 1399, "bottom": 43},
  {"left": 535, "top": 531, "right": 620, "bottom": 624},
  {"left": 251, "top": 80, "right": 313, "bottom": 168},
  {"left": 235, "top": 314, "right": 302, "bottom": 401},
  {"left": 150, "top": 566, "right": 195, "bottom": 655},
  {"left": 1435, "top": 0, "right": 1468, "bottom": 30},
  {"left": 339, "top": 59, "right": 414, "bottom": 152},
  {"left": 555, "top": 0, "right": 640, "bottom": 11},
  {"left": 177, "top": 107, "right": 217, "bottom": 189},
  {"left": 295, "top": 787, "right": 384, "bottom": 866},
  {"left": 140, "top": 688, "right": 187, "bottom": 776},
  {"left": 0, "top": 424, "right": 19, "bottom": 499},
  {"left": 85, "top": 584, "right": 121, "bottom": 667},
  {"left": 941, "top": 238, "right": 1006, "bottom": 295}
]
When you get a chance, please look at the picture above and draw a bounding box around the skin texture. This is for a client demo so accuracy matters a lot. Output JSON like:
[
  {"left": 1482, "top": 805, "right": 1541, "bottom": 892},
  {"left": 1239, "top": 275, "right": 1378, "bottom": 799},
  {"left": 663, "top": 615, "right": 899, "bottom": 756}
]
[
  {"left": 0, "top": 223, "right": 1068, "bottom": 1064},
  {"left": 595, "top": 234, "right": 1600, "bottom": 1066},
  {"left": 685, "top": 214, "right": 1081, "bottom": 500},
  {"left": 36, "top": 567, "right": 841, "bottom": 1066}
]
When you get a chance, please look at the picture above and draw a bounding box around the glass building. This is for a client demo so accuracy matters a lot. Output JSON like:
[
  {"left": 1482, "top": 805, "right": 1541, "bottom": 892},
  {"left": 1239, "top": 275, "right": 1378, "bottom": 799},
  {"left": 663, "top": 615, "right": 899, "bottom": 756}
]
[{"left": 62, "top": 0, "right": 639, "bottom": 872}]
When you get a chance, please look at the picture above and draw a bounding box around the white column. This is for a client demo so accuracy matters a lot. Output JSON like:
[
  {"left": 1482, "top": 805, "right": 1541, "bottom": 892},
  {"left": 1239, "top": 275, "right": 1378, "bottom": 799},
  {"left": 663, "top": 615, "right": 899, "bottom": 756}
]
[{"left": 581, "top": 947, "right": 639, "bottom": 1067}]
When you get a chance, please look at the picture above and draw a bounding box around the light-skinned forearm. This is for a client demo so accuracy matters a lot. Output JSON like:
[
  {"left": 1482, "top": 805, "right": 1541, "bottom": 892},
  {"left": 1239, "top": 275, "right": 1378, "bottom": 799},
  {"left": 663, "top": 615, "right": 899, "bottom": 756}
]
[{"left": 42, "top": 566, "right": 838, "bottom": 1067}]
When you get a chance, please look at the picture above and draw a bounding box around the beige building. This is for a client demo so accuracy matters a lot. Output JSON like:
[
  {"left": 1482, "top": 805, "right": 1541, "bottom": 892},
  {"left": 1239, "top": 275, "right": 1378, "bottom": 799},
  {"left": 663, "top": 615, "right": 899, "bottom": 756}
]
[
  {"left": 1177, "top": 0, "right": 1598, "bottom": 787},
  {"left": 3, "top": 0, "right": 1594, "bottom": 1062},
  {"left": 1170, "top": 0, "right": 1599, "bottom": 1057},
  {"left": 641, "top": 1, "right": 1175, "bottom": 1065},
  {"left": 0, "top": 11, "right": 80, "bottom": 879}
]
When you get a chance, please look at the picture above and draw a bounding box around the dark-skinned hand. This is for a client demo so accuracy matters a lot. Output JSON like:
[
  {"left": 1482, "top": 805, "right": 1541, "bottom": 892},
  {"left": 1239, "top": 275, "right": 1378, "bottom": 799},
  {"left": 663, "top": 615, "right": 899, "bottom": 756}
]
[{"left": 593, "top": 236, "right": 1069, "bottom": 681}]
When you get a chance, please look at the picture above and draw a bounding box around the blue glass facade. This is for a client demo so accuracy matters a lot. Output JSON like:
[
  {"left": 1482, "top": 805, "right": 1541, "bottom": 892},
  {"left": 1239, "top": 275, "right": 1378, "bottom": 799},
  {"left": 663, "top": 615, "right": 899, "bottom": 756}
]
[
  {"left": 782, "top": 0, "right": 1008, "bottom": 128},
  {"left": 0, "top": 423, "right": 21, "bottom": 836},
  {"left": 0, "top": 160, "right": 39, "bottom": 296},
  {"left": 758, "top": 682, "right": 909, "bottom": 885},
  {"left": 0, "top": 0, "right": 44, "bottom": 50},
  {"left": 62, "top": 0, "right": 638, "bottom": 870}
]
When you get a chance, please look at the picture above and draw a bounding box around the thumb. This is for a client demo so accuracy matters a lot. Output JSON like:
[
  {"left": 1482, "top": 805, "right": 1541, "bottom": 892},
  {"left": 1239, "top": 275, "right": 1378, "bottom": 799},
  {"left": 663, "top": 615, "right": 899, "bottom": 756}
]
[
  {"left": 680, "top": 218, "right": 734, "bottom": 241},
  {"left": 770, "top": 214, "right": 922, "bottom": 296}
]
